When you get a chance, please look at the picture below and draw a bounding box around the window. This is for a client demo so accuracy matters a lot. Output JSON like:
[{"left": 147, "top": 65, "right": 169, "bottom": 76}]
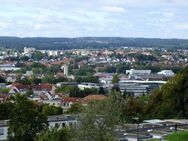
[
  {"left": 62, "top": 123, "right": 66, "bottom": 127},
  {"left": 0, "top": 128, "right": 4, "bottom": 135},
  {"left": 69, "top": 122, "right": 73, "bottom": 127},
  {"left": 55, "top": 123, "right": 59, "bottom": 128}
]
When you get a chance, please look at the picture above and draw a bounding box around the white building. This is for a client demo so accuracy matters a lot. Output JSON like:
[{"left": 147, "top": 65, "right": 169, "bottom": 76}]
[
  {"left": 0, "top": 115, "right": 78, "bottom": 140},
  {"left": 61, "top": 64, "right": 68, "bottom": 76},
  {"left": 0, "top": 64, "right": 21, "bottom": 71},
  {"left": 24, "top": 47, "right": 36, "bottom": 54},
  {"left": 126, "top": 69, "right": 151, "bottom": 76},
  {"left": 158, "top": 70, "right": 175, "bottom": 77},
  {"left": 78, "top": 83, "right": 99, "bottom": 90},
  {"left": 47, "top": 50, "right": 59, "bottom": 56},
  {"left": 0, "top": 120, "right": 8, "bottom": 140},
  {"left": 119, "top": 80, "right": 166, "bottom": 96},
  {"left": 99, "top": 77, "right": 112, "bottom": 84},
  {"left": 42, "top": 99, "right": 62, "bottom": 107}
]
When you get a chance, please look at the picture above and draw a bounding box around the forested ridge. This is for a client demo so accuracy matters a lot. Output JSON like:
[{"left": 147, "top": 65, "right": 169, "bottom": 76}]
[{"left": 0, "top": 36, "right": 188, "bottom": 50}]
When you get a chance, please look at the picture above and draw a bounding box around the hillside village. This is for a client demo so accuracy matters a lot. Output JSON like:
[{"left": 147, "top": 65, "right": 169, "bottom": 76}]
[{"left": 0, "top": 47, "right": 188, "bottom": 140}]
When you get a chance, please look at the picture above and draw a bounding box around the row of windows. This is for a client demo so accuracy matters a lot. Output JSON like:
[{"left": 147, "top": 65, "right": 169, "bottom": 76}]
[
  {"left": 54, "top": 122, "right": 76, "bottom": 128},
  {"left": 0, "top": 128, "right": 4, "bottom": 135}
]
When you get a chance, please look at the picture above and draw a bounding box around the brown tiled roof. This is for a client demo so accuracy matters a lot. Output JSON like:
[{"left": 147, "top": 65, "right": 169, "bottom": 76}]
[
  {"left": 12, "top": 83, "right": 53, "bottom": 91},
  {"left": 62, "top": 97, "right": 81, "bottom": 103},
  {"left": 32, "top": 84, "right": 53, "bottom": 91},
  {"left": 51, "top": 58, "right": 72, "bottom": 65},
  {"left": 82, "top": 94, "right": 107, "bottom": 103}
]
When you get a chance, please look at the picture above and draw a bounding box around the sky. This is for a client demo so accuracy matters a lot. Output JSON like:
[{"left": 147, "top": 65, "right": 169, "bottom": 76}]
[{"left": 0, "top": 0, "right": 188, "bottom": 38}]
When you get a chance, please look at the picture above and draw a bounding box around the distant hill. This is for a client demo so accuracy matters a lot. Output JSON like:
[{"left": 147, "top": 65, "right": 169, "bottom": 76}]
[{"left": 0, "top": 36, "right": 188, "bottom": 50}]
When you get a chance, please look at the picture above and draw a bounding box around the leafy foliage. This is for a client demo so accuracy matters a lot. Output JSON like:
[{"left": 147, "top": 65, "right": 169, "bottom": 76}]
[
  {"left": 112, "top": 74, "right": 120, "bottom": 84},
  {"left": 8, "top": 94, "right": 48, "bottom": 141},
  {"left": 0, "top": 102, "right": 13, "bottom": 120},
  {"left": 56, "top": 86, "right": 99, "bottom": 98},
  {"left": 66, "top": 103, "right": 84, "bottom": 114},
  {"left": 42, "top": 104, "right": 63, "bottom": 116},
  {"left": 146, "top": 67, "right": 188, "bottom": 119},
  {"left": 75, "top": 91, "right": 145, "bottom": 140},
  {"left": 35, "top": 126, "right": 71, "bottom": 141}
]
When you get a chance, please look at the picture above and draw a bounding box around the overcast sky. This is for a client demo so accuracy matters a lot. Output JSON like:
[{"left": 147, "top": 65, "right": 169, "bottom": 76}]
[{"left": 0, "top": 0, "right": 188, "bottom": 38}]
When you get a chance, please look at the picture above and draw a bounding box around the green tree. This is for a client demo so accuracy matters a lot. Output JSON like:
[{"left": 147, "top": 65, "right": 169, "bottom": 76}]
[
  {"left": 35, "top": 126, "right": 71, "bottom": 141},
  {"left": 8, "top": 94, "right": 48, "bottom": 141},
  {"left": 66, "top": 103, "right": 84, "bottom": 114},
  {"left": 42, "top": 104, "right": 63, "bottom": 116},
  {"left": 76, "top": 92, "right": 122, "bottom": 141},
  {"left": 146, "top": 67, "right": 188, "bottom": 119},
  {"left": 112, "top": 74, "right": 120, "bottom": 84},
  {"left": 0, "top": 102, "right": 13, "bottom": 120},
  {"left": 33, "top": 51, "right": 44, "bottom": 62}
]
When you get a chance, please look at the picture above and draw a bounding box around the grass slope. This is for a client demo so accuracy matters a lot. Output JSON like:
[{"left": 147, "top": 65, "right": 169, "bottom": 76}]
[{"left": 165, "top": 131, "right": 188, "bottom": 141}]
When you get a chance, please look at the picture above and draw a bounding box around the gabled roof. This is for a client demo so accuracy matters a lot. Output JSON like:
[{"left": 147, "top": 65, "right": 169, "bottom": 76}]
[
  {"left": 82, "top": 94, "right": 107, "bottom": 103},
  {"left": 32, "top": 84, "right": 53, "bottom": 91},
  {"left": 62, "top": 97, "right": 81, "bottom": 103},
  {"left": 12, "top": 83, "right": 53, "bottom": 91}
]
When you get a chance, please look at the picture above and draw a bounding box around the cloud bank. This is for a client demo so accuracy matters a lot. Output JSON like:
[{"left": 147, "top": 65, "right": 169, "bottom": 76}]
[{"left": 0, "top": 0, "right": 187, "bottom": 38}]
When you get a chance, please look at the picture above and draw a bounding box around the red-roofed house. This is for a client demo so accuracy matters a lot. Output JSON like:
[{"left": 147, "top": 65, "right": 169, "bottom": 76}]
[
  {"left": 8, "top": 83, "right": 55, "bottom": 99},
  {"left": 61, "top": 97, "right": 81, "bottom": 112}
]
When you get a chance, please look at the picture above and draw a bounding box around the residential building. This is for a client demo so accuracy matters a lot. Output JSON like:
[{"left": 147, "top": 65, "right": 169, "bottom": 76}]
[
  {"left": 119, "top": 80, "right": 166, "bottom": 96},
  {"left": 78, "top": 83, "right": 100, "bottom": 90},
  {"left": 126, "top": 69, "right": 151, "bottom": 77},
  {"left": 61, "top": 97, "right": 81, "bottom": 112},
  {"left": 158, "top": 70, "right": 175, "bottom": 77},
  {"left": 0, "top": 115, "right": 78, "bottom": 140}
]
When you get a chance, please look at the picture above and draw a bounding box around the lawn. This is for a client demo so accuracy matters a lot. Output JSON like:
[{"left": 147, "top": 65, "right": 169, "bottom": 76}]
[
  {"left": 146, "top": 131, "right": 188, "bottom": 141},
  {"left": 165, "top": 131, "right": 188, "bottom": 141}
]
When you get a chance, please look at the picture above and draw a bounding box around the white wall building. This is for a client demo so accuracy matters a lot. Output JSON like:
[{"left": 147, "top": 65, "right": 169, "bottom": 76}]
[
  {"left": 78, "top": 83, "right": 99, "bottom": 90},
  {"left": 158, "top": 70, "right": 175, "bottom": 77},
  {"left": 24, "top": 47, "right": 36, "bottom": 54},
  {"left": 126, "top": 69, "right": 151, "bottom": 76},
  {"left": 0, "top": 115, "right": 78, "bottom": 140},
  {"left": 47, "top": 50, "right": 59, "bottom": 56},
  {"left": 0, "top": 120, "right": 8, "bottom": 141},
  {"left": 61, "top": 64, "right": 68, "bottom": 76},
  {"left": 42, "top": 99, "right": 62, "bottom": 107},
  {"left": 119, "top": 80, "right": 166, "bottom": 96}
]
